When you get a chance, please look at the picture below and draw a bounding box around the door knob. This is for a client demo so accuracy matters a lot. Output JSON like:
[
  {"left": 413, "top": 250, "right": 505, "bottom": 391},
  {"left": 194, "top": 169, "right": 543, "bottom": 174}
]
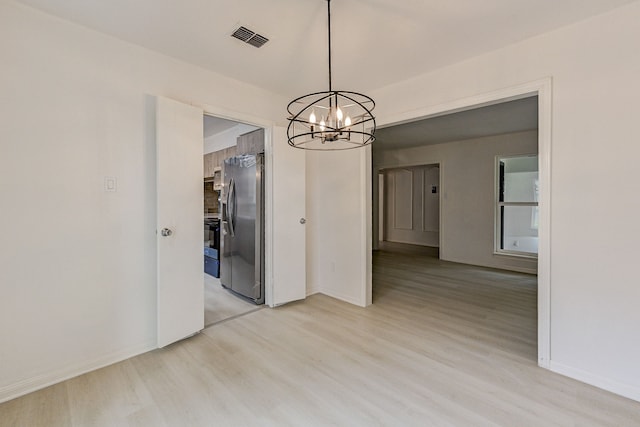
[
  {"left": 160, "top": 228, "right": 173, "bottom": 237},
  {"left": 299, "top": 218, "right": 306, "bottom": 224}
]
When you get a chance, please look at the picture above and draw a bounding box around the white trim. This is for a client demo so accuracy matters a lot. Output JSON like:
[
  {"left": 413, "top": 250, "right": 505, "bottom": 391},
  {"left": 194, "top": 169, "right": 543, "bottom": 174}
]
[
  {"left": 493, "top": 250, "right": 538, "bottom": 259},
  {"left": 263, "top": 126, "right": 275, "bottom": 307},
  {"left": 536, "top": 79, "right": 552, "bottom": 369},
  {"left": 421, "top": 169, "right": 426, "bottom": 232},
  {"left": 323, "top": 288, "right": 368, "bottom": 308},
  {"left": 392, "top": 169, "right": 414, "bottom": 230},
  {"left": 383, "top": 238, "right": 440, "bottom": 248},
  {"left": 378, "top": 80, "right": 548, "bottom": 130},
  {"left": 378, "top": 173, "right": 385, "bottom": 245},
  {"left": 549, "top": 361, "right": 640, "bottom": 403},
  {"left": 362, "top": 147, "right": 373, "bottom": 306},
  {"left": 438, "top": 162, "right": 444, "bottom": 256},
  {"left": 421, "top": 165, "right": 440, "bottom": 233},
  {"left": 367, "top": 77, "right": 552, "bottom": 369},
  {"left": 306, "top": 289, "right": 321, "bottom": 297},
  {"left": 0, "top": 341, "right": 156, "bottom": 404},
  {"left": 442, "top": 256, "right": 537, "bottom": 275},
  {"left": 200, "top": 103, "right": 271, "bottom": 130},
  {"left": 199, "top": 103, "right": 277, "bottom": 308}
]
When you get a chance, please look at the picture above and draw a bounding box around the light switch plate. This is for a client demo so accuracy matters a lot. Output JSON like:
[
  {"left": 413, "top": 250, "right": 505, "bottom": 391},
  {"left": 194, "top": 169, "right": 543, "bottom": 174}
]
[{"left": 104, "top": 176, "right": 117, "bottom": 192}]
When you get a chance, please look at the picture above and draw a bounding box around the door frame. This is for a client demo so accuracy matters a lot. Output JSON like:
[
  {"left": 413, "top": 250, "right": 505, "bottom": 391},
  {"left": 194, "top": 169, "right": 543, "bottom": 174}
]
[
  {"left": 366, "top": 78, "right": 552, "bottom": 368},
  {"left": 199, "top": 103, "right": 277, "bottom": 307}
]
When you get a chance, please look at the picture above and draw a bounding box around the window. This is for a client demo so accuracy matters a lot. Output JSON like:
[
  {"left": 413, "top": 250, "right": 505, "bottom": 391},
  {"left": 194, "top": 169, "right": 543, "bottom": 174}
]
[{"left": 496, "top": 155, "right": 538, "bottom": 256}]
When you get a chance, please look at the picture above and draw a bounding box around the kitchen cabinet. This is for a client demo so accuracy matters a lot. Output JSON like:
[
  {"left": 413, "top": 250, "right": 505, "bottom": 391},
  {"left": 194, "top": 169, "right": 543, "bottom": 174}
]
[
  {"left": 203, "top": 152, "right": 215, "bottom": 178},
  {"left": 204, "top": 146, "right": 237, "bottom": 178},
  {"left": 222, "top": 146, "right": 237, "bottom": 162},
  {"left": 237, "top": 129, "right": 264, "bottom": 155},
  {"left": 204, "top": 126, "right": 262, "bottom": 178}
]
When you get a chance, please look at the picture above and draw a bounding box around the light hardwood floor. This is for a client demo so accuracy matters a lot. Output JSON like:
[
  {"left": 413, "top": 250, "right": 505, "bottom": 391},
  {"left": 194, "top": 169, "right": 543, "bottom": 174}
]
[
  {"left": 2, "top": 248, "right": 639, "bottom": 426},
  {"left": 204, "top": 274, "right": 262, "bottom": 326}
]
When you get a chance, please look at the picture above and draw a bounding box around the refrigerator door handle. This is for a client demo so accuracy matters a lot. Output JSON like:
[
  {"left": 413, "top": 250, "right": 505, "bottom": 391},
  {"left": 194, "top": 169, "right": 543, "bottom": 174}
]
[{"left": 228, "top": 178, "right": 236, "bottom": 237}]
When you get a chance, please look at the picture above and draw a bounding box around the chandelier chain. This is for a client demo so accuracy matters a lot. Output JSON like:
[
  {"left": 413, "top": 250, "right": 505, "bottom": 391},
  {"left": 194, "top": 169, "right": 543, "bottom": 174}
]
[{"left": 327, "top": 0, "right": 332, "bottom": 92}]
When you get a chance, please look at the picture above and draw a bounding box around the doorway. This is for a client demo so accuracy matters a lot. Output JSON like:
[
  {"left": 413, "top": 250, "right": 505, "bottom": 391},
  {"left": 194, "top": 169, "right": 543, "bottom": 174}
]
[
  {"left": 378, "top": 164, "right": 440, "bottom": 250},
  {"left": 203, "top": 114, "right": 264, "bottom": 327},
  {"left": 369, "top": 79, "right": 551, "bottom": 366},
  {"left": 156, "top": 96, "right": 307, "bottom": 347}
]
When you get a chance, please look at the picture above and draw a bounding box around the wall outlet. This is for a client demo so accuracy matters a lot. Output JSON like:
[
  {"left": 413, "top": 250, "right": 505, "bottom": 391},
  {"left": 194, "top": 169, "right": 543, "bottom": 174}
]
[{"left": 104, "top": 176, "right": 117, "bottom": 192}]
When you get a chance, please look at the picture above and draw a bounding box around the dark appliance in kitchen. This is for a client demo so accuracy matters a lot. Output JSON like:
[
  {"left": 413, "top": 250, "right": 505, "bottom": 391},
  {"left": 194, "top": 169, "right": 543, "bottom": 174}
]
[{"left": 204, "top": 218, "right": 220, "bottom": 277}]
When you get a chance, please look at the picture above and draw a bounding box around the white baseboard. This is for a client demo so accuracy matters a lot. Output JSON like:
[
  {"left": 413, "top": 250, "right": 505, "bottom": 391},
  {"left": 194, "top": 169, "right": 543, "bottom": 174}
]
[
  {"left": 549, "top": 361, "right": 640, "bottom": 403},
  {"left": 440, "top": 255, "right": 537, "bottom": 275},
  {"left": 319, "top": 290, "right": 366, "bottom": 307},
  {"left": 384, "top": 239, "right": 439, "bottom": 248},
  {"left": 306, "top": 289, "right": 320, "bottom": 297},
  {"left": 0, "top": 341, "right": 156, "bottom": 404}
]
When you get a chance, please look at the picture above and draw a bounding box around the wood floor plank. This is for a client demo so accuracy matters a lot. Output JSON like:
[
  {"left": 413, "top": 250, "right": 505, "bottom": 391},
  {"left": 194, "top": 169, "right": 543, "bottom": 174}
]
[
  {"left": 204, "top": 274, "right": 260, "bottom": 326},
  {"left": 0, "top": 382, "right": 71, "bottom": 427},
  {"left": 1, "top": 246, "right": 639, "bottom": 426},
  {"left": 65, "top": 359, "right": 155, "bottom": 427}
]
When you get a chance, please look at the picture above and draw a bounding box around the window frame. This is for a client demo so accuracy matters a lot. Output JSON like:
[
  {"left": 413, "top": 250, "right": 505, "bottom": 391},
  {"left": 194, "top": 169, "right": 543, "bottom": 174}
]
[{"left": 494, "top": 154, "right": 539, "bottom": 259}]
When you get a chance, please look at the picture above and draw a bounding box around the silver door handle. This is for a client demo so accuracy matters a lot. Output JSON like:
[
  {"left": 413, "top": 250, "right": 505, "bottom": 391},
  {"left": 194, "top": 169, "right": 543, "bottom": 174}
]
[
  {"left": 299, "top": 218, "right": 306, "bottom": 224},
  {"left": 228, "top": 179, "right": 236, "bottom": 237},
  {"left": 160, "top": 228, "right": 173, "bottom": 237}
]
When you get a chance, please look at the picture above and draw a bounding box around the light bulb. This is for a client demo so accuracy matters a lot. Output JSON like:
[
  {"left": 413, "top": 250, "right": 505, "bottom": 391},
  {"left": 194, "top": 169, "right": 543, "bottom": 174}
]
[
  {"left": 336, "top": 107, "right": 343, "bottom": 121},
  {"left": 319, "top": 118, "right": 326, "bottom": 132},
  {"left": 345, "top": 116, "right": 352, "bottom": 128},
  {"left": 309, "top": 110, "right": 316, "bottom": 135}
]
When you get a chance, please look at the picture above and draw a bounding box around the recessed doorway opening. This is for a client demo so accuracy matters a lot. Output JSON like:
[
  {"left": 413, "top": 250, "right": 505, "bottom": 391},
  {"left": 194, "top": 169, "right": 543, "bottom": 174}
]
[
  {"left": 369, "top": 79, "right": 551, "bottom": 366},
  {"left": 203, "top": 114, "right": 265, "bottom": 327}
]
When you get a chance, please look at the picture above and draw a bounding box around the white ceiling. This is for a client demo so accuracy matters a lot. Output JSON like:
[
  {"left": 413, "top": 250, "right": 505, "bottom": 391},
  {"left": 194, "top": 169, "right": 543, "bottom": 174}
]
[
  {"left": 16, "top": 1, "right": 626, "bottom": 152},
  {"left": 374, "top": 96, "right": 538, "bottom": 151},
  {"left": 15, "top": 0, "right": 637, "bottom": 99}
]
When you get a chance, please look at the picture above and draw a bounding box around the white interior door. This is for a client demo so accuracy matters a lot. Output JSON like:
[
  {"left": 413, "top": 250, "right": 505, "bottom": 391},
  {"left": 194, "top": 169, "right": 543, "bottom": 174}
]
[
  {"left": 270, "top": 126, "right": 306, "bottom": 306},
  {"left": 156, "top": 96, "right": 204, "bottom": 348}
]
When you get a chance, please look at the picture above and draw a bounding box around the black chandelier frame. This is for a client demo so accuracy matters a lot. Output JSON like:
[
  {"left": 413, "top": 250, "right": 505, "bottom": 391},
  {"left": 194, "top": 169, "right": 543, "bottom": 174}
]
[{"left": 286, "top": 0, "right": 376, "bottom": 151}]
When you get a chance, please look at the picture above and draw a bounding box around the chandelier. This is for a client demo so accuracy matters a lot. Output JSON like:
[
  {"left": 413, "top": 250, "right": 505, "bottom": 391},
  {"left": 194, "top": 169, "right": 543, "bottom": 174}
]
[{"left": 286, "top": 0, "right": 376, "bottom": 150}]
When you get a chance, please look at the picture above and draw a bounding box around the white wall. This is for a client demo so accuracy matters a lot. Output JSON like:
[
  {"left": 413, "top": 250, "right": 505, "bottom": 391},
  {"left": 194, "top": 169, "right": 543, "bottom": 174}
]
[
  {"left": 203, "top": 123, "right": 257, "bottom": 154},
  {"left": 375, "top": 131, "right": 538, "bottom": 273},
  {"left": 0, "top": 1, "right": 288, "bottom": 402},
  {"left": 365, "top": 2, "right": 640, "bottom": 401},
  {"left": 306, "top": 149, "right": 369, "bottom": 305},
  {"left": 382, "top": 165, "right": 440, "bottom": 248},
  {"left": 4, "top": 0, "right": 640, "bottom": 406}
]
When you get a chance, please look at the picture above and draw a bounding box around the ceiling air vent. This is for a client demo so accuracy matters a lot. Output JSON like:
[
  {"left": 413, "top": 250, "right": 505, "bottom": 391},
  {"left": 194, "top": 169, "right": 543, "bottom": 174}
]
[{"left": 231, "top": 26, "right": 269, "bottom": 48}]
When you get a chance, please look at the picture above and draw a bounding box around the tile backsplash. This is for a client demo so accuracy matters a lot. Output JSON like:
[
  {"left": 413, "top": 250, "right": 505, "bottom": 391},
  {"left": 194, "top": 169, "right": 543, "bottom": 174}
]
[{"left": 204, "top": 181, "right": 219, "bottom": 214}]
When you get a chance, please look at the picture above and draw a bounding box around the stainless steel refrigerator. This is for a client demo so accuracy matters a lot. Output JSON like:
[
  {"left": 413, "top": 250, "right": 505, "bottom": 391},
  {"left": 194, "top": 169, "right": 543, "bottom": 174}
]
[{"left": 220, "top": 153, "right": 265, "bottom": 304}]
